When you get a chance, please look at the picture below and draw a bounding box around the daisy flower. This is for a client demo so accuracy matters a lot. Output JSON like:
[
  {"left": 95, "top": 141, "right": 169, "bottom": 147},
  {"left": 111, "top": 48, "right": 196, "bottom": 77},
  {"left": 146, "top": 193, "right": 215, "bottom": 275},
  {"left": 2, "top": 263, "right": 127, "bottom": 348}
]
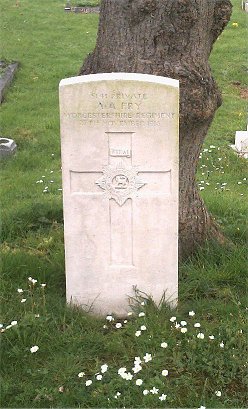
[
  {"left": 143, "top": 353, "right": 152, "bottom": 363},
  {"left": 138, "top": 312, "right": 145, "bottom": 317},
  {"left": 101, "top": 364, "right": 108, "bottom": 373},
  {"left": 30, "top": 345, "right": 39, "bottom": 353},
  {"left": 150, "top": 387, "right": 159, "bottom": 394},
  {"left": 215, "top": 390, "right": 221, "bottom": 397}
]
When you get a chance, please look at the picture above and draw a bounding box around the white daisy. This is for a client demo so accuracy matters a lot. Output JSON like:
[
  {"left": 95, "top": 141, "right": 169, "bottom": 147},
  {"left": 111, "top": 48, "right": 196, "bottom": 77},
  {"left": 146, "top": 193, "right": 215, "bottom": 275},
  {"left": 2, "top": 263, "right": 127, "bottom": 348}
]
[
  {"left": 143, "top": 353, "right": 152, "bottom": 363},
  {"left": 150, "top": 387, "right": 159, "bottom": 394},
  {"left": 30, "top": 345, "right": 39, "bottom": 353},
  {"left": 101, "top": 364, "right": 108, "bottom": 373},
  {"left": 215, "top": 390, "right": 221, "bottom": 397},
  {"left": 10, "top": 321, "right": 17, "bottom": 326}
]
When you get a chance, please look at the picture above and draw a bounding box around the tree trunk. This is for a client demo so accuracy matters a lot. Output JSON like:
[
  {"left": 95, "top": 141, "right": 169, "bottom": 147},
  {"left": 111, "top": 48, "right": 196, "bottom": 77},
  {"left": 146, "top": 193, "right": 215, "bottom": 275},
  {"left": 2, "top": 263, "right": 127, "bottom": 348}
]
[{"left": 79, "top": 0, "right": 232, "bottom": 259}]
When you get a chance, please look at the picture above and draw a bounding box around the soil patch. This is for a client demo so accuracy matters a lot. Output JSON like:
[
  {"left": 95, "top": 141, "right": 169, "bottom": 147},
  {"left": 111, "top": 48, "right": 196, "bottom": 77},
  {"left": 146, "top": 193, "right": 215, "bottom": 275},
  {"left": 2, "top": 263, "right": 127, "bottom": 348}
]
[
  {"left": 240, "top": 88, "right": 248, "bottom": 100},
  {"left": 231, "top": 81, "right": 248, "bottom": 100}
]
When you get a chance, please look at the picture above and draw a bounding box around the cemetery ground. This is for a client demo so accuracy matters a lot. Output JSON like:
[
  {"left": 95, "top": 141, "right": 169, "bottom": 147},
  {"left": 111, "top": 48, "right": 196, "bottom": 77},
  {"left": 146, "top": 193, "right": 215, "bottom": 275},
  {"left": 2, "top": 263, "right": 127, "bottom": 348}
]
[{"left": 0, "top": 0, "right": 247, "bottom": 408}]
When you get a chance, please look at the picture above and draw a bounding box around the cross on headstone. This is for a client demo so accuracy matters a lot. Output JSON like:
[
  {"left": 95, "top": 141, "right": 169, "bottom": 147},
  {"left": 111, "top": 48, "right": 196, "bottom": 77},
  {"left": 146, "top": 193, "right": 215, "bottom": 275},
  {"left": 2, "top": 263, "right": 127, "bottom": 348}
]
[{"left": 70, "top": 131, "right": 171, "bottom": 266}]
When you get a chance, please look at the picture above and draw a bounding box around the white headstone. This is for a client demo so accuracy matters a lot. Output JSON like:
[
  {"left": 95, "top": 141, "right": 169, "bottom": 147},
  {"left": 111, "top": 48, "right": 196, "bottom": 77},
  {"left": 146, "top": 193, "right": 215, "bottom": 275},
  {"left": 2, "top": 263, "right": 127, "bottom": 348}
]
[
  {"left": 230, "top": 128, "right": 248, "bottom": 159},
  {"left": 59, "top": 73, "right": 179, "bottom": 316},
  {"left": 235, "top": 130, "right": 248, "bottom": 156},
  {"left": 242, "top": 1, "right": 248, "bottom": 12}
]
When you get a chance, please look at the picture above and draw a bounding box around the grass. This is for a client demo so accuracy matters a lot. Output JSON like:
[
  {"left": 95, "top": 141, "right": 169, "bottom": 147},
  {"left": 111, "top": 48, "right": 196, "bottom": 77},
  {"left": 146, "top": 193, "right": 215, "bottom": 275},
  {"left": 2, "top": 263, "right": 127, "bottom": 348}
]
[
  {"left": 0, "top": 0, "right": 247, "bottom": 407},
  {"left": 73, "top": 1, "right": 100, "bottom": 6},
  {"left": 67, "top": 0, "right": 100, "bottom": 6}
]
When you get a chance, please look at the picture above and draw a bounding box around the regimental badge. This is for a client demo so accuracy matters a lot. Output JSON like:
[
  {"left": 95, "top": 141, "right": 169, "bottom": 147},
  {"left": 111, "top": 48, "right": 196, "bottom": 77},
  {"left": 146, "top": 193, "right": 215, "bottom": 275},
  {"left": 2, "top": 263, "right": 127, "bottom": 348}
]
[{"left": 95, "top": 162, "right": 146, "bottom": 206}]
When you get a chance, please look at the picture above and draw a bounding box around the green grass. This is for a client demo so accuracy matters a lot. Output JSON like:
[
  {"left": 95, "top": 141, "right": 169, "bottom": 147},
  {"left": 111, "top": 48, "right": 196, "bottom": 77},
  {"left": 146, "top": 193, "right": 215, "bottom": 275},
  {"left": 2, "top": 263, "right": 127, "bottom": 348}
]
[
  {"left": 73, "top": 1, "right": 100, "bottom": 6},
  {"left": 0, "top": 0, "right": 247, "bottom": 407}
]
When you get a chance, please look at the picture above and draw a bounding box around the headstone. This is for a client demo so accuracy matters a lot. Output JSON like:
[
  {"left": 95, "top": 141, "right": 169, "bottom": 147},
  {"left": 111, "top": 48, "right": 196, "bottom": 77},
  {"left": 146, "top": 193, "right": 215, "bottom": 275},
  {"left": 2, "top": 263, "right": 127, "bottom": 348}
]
[
  {"left": 0, "top": 138, "right": 17, "bottom": 158},
  {"left": 64, "top": 0, "right": 71, "bottom": 9},
  {"left": 241, "top": 1, "right": 248, "bottom": 12},
  {"left": 59, "top": 73, "right": 179, "bottom": 316},
  {"left": 69, "top": 6, "right": 100, "bottom": 13},
  {"left": 230, "top": 129, "right": 248, "bottom": 159},
  {"left": 0, "top": 61, "right": 19, "bottom": 103}
]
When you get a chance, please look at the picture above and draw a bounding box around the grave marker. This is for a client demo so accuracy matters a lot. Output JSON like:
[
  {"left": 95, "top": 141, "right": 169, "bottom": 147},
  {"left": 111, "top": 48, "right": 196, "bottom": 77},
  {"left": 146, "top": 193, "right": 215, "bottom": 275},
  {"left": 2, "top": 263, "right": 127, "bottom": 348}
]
[
  {"left": 230, "top": 129, "right": 248, "bottom": 159},
  {"left": 0, "top": 137, "right": 17, "bottom": 158},
  {"left": 59, "top": 73, "right": 179, "bottom": 316}
]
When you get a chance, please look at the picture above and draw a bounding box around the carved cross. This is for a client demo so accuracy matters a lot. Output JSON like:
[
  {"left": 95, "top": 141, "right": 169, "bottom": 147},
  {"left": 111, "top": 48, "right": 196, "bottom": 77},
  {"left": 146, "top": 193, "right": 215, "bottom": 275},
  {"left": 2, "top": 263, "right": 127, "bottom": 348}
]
[{"left": 70, "top": 132, "right": 171, "bottom": 267}]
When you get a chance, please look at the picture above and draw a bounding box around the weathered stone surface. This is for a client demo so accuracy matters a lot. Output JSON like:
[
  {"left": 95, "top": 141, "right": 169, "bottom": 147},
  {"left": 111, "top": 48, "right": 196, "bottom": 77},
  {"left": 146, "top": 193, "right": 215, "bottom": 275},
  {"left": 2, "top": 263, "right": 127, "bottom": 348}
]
[
  {"left": 59, "top": 73, "right": 179, "bottom": 316},
  {"left": 0, "top": 62, "right": 19, "bottom": 103},
  {"left": 235, "top": 130, "right": 248, "bottom": 158},
  {"left": 65, "top": 6, "right": 100, "bottom": 13},
  {"left": 0, "top": 138, "right": 17, "bottom": 158},
  {"left": 230, "top": 129, "right": 248, "bottom": 159},
  {"left": 242, "top": 1, "right": 248, "bottom": 12}
]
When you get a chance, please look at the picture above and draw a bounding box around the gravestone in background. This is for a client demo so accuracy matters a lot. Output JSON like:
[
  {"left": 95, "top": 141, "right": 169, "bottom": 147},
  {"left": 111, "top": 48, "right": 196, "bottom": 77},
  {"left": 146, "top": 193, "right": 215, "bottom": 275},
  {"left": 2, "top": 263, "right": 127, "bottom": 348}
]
[
  {"left": 0, "top": 138, "right": 17, "bottom": 158},
  {"left": 59, "top": 73, "right": 179, "bottom": 316},
  {"left": 0, "top": 61, "right": 19, "bottom": 103},
  {"left": 230, "top": 129, "right": 248, "bottom": 159}
]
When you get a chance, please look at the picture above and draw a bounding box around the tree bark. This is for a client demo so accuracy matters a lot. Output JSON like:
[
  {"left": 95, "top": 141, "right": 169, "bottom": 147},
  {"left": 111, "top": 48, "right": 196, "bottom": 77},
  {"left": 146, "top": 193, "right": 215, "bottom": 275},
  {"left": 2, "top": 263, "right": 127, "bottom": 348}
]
[{"left": 79, "top": 0, "right": 232, "bottom": 259}]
